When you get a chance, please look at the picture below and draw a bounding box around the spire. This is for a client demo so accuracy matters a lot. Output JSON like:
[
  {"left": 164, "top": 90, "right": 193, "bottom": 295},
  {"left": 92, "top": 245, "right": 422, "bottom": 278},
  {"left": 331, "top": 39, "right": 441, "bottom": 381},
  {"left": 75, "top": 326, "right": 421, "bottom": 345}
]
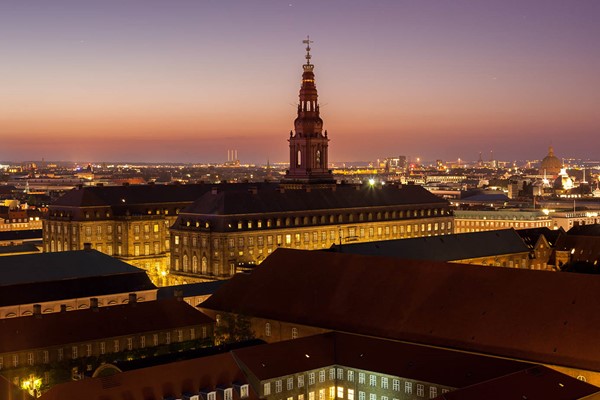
[
  {"left": 302, "top": 35, "right": 313, "bottom": 67},
  {"left": 284, "top": 37, "right": 334, "bottom": 185}
]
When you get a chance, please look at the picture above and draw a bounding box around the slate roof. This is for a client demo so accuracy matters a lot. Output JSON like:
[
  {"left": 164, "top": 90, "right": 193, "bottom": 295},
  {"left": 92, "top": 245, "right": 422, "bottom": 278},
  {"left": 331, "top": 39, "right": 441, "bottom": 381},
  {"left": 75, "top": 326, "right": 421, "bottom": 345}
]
[
  {"left": 51, "top": 182, "right": 278, "bottom": 208},
  {"left": 435, "top": 365, "right": 599, "bottom": 400},
  {"left": 40, "top": 351, "right": 254, "bottom": 400},
  {"left": 328, "top": 229, "right": 529, "bottom": 261},
  {"left": 567, "top": 224, "right": 600, "bottom": 236},
  {"left": 232, "top": 332, "right": 533, "bottom": 389},
  {"left": 182, "top": 184, "right": 447, "bottom": 216},
  {"left": 516, "top": 227, "right": 564, "bottom": 249},
  {"left": 0, "top": 299, "right": 213, "bottom": 353},
  {"left": 0, "top": 250, "right": 155, "bottom": 307},
  {"left": 201, "top": 248, "right": 600, "bottom": 372},
  {"left": 0, "top": 242, "right": 40, "bottom": 255},
  {"left": 157, "top": 280, "right": 227, "bottom": 300},
  {"left": 0, "top": 229, "right": 42, "bottom": 242}
]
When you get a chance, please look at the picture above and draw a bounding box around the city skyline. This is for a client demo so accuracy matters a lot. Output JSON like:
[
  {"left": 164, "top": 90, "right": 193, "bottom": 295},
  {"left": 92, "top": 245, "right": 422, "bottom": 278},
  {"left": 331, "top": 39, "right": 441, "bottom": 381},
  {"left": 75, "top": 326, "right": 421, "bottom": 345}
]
[{"left": 1, "top": 0, "right": 599, "bottom": 163}]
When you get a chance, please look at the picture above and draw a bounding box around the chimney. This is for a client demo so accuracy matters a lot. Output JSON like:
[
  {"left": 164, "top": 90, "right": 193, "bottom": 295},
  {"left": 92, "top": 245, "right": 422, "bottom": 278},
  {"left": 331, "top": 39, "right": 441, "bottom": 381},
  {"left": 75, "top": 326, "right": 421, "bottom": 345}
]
[
  {"left": 90, "top": 298, "right": 99, "bottom": 311},
  {"left": 33, "top": 304, "right": 42, "bottom": 318},
  {"left": 174, "top": 289, "right": 184, "bottom": 301},
  {"left": 83, "top": 243, "right": 92, "bottom": 251},
  {"left": 60, "top": 304, "right": 67, "bottom": 313},
  {"left": 211, "top": 187, "right": 218, "bottom": 195},
  {"left": 128, "top": 293, "right": 137, "bottom": 305}
]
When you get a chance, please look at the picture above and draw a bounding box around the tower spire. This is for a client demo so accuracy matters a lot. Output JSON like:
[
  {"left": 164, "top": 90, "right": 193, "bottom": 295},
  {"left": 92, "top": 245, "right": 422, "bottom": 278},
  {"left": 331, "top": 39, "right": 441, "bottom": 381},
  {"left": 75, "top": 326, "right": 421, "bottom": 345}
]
[
  {"left": 283, "top": 37, "right": 334, "bottom": 185},
  {"left": 302, "top": 35, "right": 313, "bottom": 66}
]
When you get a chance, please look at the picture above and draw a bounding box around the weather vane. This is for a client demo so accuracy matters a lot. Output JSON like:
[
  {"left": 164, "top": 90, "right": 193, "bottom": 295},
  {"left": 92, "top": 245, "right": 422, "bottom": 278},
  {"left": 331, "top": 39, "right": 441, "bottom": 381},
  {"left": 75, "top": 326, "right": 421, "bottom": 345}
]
[{"left": 302, "top": 35, "right": 313, "bottom": 65}]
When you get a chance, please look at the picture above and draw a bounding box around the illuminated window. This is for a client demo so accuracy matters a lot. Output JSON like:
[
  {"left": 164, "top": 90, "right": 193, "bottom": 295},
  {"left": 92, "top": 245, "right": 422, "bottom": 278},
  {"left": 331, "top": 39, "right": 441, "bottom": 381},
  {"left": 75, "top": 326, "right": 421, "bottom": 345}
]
[
  {"left": 392, "top": 379, "right": 400, "bottom": 391},
  {"left": 292, "top": 327, "right": 298, "bottom": 339},
  {"left": 405, "top": 382, "right": 412, "bottom": 394},
  {"left": 347, "top": 389, "right": 354, "bottom": 400},
  {"left": 416, "top": 384, "right": 424, "bottom": 397},
  {"left": 72, "top": 346, "right": 78, "bottom": 359},
  {"left": 337, "top": 387, "right": 344, "bottom": 399},
  {"left": 298, "top": 375, "right": 304, "bottom": 388},
  {"left": 276, "top": 380, "right": 282, "bottom": 393},
  {"left": 369, "top": 375, "right": 376, "bottom": 387},
  {"left": 381, "top": 377, "right": 388, "bottom": 389},
  {"left": 358, "top": 392, "right": 365, "bottom": 400},
  {"left": 309, "top": 372, "right": 315, "bottom": 385},
  {"left": 265, "top": 322, "right": 271, "bottom": 337},
  {"left": 429, "top": 387, "right": 437, "bottom": 398},
  {"left": 319, "top": 370, "right": 325, "bottom": 383},
  {"left": 288, "top": 377, "right": 294, "bottom": 390},
  {"left": 358, "top": 373, "right": 365, "bottom": 384}
]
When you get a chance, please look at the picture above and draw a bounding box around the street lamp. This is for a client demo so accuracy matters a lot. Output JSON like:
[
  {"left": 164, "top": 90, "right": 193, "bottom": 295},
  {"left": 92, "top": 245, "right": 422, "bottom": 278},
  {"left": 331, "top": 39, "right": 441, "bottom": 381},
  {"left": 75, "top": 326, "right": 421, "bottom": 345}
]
[{"left": 21, "top": 375, "right": 42, "bottom": 398}]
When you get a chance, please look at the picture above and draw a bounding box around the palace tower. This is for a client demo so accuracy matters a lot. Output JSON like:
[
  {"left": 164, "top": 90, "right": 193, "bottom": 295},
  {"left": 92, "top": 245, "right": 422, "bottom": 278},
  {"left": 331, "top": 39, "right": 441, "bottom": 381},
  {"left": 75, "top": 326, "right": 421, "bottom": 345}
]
[{"left": 284, "top": 37, "right": 335, "bottom": 184}]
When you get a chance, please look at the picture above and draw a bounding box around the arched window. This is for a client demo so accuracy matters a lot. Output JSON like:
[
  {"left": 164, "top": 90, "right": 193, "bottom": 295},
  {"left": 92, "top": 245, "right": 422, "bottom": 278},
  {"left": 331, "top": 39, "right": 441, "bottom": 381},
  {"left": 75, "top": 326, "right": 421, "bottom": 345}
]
[
  {"left": 192, "top": 255, "right": 198, "bottom": 273},
  {"left": 57, "top": 241, "right": 62, "bottom": 252},
  {"left": 297, "top": 150, "right": 302, "bottom": 166},
  {"left": 51, "top": 240, "right": 55, "bottom": 252},
  {"left": 183, "top": 254, "right": 189, "bottom": 272},
  {"left": 265, "top": 322, "right": 271, "bottom": 337},
  {"left": 316, "top": 150, "right": 321, "bottom": 166},
  {"left": 201, "top": 256, "right": 208, "bottom": 274}
]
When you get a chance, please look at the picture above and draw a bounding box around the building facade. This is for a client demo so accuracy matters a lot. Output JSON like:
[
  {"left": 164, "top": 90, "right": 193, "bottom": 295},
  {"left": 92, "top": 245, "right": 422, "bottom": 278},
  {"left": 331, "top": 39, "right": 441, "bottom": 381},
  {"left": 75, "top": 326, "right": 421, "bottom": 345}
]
[
  {"left": 453, "top": 210, "right": 552, "bottom": 233},
  {"left": 168, "top": 41, "right": 453, "bottom": 281},
  {"left": 43, "top": 184, "right": 210, "bottom": 285}
]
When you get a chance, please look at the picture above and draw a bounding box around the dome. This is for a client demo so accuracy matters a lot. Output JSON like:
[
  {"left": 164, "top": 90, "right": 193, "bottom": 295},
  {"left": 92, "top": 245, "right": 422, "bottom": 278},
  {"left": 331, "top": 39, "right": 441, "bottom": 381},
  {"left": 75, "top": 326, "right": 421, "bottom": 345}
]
[{"left": 539, "top": 146, "right": 562, "bottom": 176}]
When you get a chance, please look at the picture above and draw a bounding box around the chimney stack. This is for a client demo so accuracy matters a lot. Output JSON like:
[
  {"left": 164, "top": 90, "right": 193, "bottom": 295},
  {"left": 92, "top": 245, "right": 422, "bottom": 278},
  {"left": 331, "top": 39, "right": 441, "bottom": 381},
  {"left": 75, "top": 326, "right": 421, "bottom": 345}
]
[
  {"left": 90, "top": 298, "right": 99, "bottom": 311},
  {"left": 33, "top": 304, "right": 42, "bottom": 318},
  {"left": 83, "top": 243, "right": 92, "bottom": 251},
  {"left": 60, "top": 304, "right": 67, "bottom": 313},
  {"left": 128, "top": 293, "right": 137, "bottom": 305},
  {"left": 174, "top": 288, "right": 184, "bottom": 301}
]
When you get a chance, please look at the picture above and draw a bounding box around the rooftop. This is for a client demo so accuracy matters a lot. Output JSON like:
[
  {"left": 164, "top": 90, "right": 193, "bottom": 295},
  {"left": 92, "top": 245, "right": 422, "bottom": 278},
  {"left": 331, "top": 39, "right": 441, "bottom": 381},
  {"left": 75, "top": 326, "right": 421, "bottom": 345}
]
[{"left": 202, "top": 248, "right": 600, "bottom": 372}]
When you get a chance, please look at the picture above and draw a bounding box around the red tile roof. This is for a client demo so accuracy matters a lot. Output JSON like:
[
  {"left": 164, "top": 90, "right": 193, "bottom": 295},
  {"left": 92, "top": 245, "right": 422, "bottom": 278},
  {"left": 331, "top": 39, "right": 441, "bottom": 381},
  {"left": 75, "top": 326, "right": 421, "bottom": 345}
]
[
  {"left": 232, "top": 332, "right": 533, "bottom": 388},
  {"left": 0, "top": 299, "right": 213, "bottom": 353},
  {"left": 202, "top": 248, "right": 600, "bottom": 372},
  {"left": 41, "top": 352, "right": 255, "bottom": 400},
  {"left": 435, "top": 365, "right": 599, "bottom": 400}
]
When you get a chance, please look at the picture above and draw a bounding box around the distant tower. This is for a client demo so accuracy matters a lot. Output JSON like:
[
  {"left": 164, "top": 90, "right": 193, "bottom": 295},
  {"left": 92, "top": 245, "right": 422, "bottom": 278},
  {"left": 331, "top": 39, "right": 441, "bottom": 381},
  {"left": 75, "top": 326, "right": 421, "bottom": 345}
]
[{"left": 284, "top": 36, "right": 334, "bottom": 184}]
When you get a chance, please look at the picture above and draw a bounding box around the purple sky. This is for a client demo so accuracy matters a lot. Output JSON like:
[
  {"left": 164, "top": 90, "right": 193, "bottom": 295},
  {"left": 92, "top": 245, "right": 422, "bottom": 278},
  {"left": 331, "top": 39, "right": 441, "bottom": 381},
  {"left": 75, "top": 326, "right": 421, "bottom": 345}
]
[{"left": 1, "top": 0, "right": 599, "bottom": 164}]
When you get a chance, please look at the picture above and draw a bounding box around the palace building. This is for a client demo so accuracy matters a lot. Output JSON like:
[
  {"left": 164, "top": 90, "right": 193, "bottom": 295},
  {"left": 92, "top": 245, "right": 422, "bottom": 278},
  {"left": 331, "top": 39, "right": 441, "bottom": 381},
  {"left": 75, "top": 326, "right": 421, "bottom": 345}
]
[{"left": 168, "top": 39, "right": 453, "bottom": 281}]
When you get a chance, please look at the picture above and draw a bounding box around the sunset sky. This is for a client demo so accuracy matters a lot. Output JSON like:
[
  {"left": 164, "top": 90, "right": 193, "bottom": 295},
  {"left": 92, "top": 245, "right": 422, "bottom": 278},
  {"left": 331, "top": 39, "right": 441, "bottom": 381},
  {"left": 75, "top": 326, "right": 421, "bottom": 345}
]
[{"left": 1, "top": 0, "right": 599, "bottom": 164}]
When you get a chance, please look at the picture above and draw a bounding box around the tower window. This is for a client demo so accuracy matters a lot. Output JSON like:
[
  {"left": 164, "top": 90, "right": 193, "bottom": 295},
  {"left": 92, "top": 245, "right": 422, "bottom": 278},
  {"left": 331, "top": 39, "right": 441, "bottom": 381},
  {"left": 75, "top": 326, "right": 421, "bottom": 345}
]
[{"left": 297, "top": 150, "right": 302, "bottom": 166}]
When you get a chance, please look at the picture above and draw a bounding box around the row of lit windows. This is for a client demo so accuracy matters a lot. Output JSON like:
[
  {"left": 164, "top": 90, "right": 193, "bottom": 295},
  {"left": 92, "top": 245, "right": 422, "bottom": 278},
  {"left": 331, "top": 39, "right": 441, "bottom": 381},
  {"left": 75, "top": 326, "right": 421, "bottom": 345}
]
[
  {"left": 49, "top": 207, "right": 181, "bottom": 219},
  {"left": 47, "top": 221, "right": 166, "bottom": 236},
  {"left": 174, "top": 222, "right": 453, "bottom": 250},
  {"left": 263, "top": 371, "right": 448, "bottom": 399},
  {"left": 46, "top": 240, "right": 168, "bottom": 257},
  {"left": 0, "top": 328, "right": 206, "bottom": 369},
  {"left": 180, "top": 208, "right": 450, "bottom": 231},
  {"left": 456, "top": 220, "right": 551, "bottom": 228}
]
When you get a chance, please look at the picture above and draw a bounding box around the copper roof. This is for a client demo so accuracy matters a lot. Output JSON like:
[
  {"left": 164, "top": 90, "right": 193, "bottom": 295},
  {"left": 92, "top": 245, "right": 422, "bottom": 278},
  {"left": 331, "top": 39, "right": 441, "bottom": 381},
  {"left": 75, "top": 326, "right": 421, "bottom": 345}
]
[
  {"left": 0, "top": 250, "right": 155, "bottom": 307},
  {"left": 329, "top": 229, "right": 529, "bottom": 261},
  {"left": 201, "top": 248, "right": 600, "bottom": 372}
]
